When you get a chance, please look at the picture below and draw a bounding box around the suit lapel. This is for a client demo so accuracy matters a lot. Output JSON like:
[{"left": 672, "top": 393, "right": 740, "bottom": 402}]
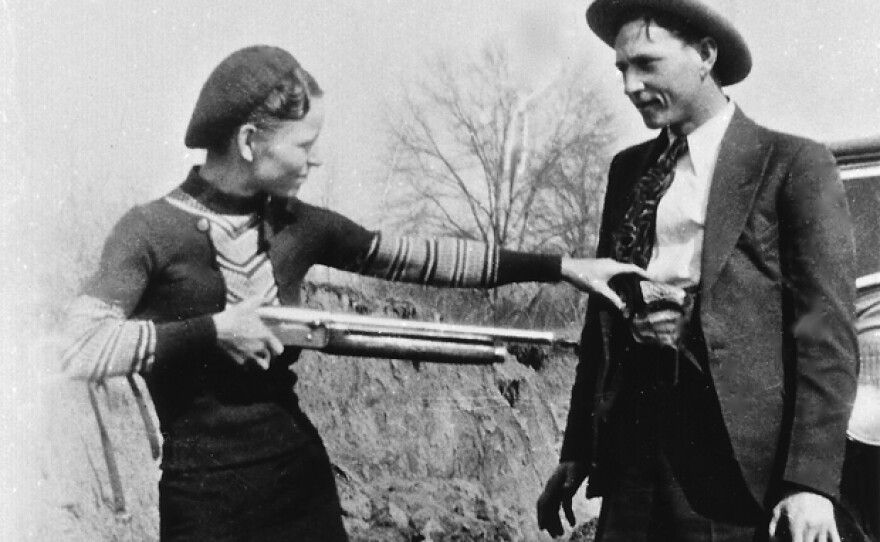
[{"left": 700, "top": 108, "right": 770, "bottom": 296}]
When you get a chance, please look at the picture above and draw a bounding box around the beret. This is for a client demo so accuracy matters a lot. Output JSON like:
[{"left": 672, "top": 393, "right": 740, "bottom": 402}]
[
  {"left": 185, "top": 45, "right": 305, "bottom": 149},
  {"left": 586, "top": 0, "right": 751, "bottom": 86}
]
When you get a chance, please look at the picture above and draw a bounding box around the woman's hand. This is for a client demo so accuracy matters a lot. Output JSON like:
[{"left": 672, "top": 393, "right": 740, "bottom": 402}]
[
  {"left": 560, "top": 258, "right": 648, "bottom": 313},
  {"left": 212, "top": 297, "right": 285, "bottom": 369}
]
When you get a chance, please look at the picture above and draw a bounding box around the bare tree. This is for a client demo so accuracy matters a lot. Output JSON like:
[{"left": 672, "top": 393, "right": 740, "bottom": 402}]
[
  {"left": 383, "top": 41, "right": 619, "bottom": 255},
  {"left": 520, "top": 77, "right": 619, "bottom": 256}
]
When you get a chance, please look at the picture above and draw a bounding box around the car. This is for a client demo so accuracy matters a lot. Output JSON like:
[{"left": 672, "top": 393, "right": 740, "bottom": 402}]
[
  {"left": 833, "top": 137, "right": 880, "bottom": 284},
  {"left": 830, "top": 136, "right": 879, "bottom": 541},
  {"left": 831, "top": 136, "right": 880, "bottom": 446}
]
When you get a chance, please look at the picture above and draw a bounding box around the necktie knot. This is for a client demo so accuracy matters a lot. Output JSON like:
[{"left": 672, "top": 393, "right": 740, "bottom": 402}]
[{"left": 664, "top": 136, "right": 689, "bottom": 166}]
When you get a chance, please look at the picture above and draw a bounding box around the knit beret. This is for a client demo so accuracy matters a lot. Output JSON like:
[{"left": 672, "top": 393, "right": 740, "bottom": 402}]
[{"left": 185, "top": 45, "right": 307, "bottom": 149}]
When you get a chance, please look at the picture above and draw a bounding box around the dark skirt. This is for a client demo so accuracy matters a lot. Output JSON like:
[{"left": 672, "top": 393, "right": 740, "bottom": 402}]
[{"left": 159, "top": 438, "right": 348, "bottom": 542}]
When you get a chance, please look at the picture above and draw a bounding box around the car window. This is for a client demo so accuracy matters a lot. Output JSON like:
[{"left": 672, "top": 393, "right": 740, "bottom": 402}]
[{"left": 832, "top": 137, "right": 880, "bottom": 279}]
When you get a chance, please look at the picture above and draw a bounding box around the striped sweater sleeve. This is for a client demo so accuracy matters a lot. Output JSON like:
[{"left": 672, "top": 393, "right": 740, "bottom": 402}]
[
  {"left": 358, "top": 233, "right": 561, "bottom": 287},
  {"left": 61, "top": 205, "right": 216, "bottom": 381},
  {"left": 61, "top": 296, "right": 157, "bottom": 380},
  {"left": 307, "top": 204, "right": 561, "bottom": 286}
]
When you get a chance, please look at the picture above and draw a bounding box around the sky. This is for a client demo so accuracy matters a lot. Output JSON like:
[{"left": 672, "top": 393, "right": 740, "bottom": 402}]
[
  {"left": 1, "top": 1, "right": 880, "bottom": 537},
  {"left": 5, "top": 1, "right": 880, "bottom": 225}
]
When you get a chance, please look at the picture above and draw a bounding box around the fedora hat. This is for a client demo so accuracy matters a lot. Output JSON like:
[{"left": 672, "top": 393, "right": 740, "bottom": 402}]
[{"left": 586, "top": 0, "right": 752, "bottom": 86}]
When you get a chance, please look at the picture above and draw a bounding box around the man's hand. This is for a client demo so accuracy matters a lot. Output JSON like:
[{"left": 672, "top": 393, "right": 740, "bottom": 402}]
[
  {"left": 213, "top": 297, "right": 284, "bottom": 369},
  {"left": 769, "top": 491, "right": 841, "bottom": 542},
  {"left": 537, "top": 461, "right": 588, "bottom": 538},
  {"left": 560, "top": 258, "right": 648, "bottom": 313}
]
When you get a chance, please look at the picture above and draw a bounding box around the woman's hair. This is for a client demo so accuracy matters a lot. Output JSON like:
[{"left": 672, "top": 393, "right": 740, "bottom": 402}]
[
  {"left": 208, "top": 68, "right": 323, "bottom": 154},
  {"left": 246, "top": 67, "right": 324, "bottom": 127}
]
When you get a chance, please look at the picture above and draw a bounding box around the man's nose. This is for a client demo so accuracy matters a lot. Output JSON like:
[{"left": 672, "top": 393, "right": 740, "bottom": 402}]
[{"left": 621, "top": 71, "right": 645, "bottom": 97}]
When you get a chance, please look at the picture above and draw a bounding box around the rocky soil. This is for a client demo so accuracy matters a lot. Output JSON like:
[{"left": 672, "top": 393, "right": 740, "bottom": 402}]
[{"left": 30, "top": 282, "right": 600, "bottom": 541}]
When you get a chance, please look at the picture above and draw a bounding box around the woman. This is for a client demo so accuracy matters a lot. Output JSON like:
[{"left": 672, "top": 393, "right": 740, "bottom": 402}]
[{"left": 61, "top": 45, "right": 643, "bottom": 541}]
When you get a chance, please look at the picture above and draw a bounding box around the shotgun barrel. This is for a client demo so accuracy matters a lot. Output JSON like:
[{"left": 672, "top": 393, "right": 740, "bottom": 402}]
[{"left": 258, "top": 306, "right": 578, "bottom": 364}]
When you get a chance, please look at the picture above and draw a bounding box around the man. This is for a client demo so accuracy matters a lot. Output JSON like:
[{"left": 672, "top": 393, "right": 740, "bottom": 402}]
[
  {"left": 60, "top": 45, "right": 643, "bottom": 541},
  {"left": 537, "top": 1, "right": 859, "bottom": 541}
]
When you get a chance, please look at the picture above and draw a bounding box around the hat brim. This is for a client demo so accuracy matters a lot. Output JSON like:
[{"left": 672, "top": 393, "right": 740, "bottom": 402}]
[{"left": 586, "top": 0, "right": 751, "bottom": 86}]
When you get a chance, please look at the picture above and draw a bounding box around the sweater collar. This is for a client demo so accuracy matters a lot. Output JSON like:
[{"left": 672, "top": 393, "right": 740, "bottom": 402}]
[{"left": 181, "top": 167, "right": 268, "bottom": 215}]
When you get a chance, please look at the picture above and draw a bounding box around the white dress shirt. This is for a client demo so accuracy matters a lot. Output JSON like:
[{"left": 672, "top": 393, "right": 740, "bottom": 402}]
[{"left": 647, "top": 100, "right": 736, "bottom": 287}]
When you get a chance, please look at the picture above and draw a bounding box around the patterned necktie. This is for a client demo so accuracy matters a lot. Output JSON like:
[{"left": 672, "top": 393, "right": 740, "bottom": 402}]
[{"left": 611, "top": 135, "right": 689, "bottom": 268}]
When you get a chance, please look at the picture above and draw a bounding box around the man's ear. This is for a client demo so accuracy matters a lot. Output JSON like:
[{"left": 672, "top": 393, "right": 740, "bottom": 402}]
[
  {"left": 236, "top": 124, "right": 258, "bottom": 162},
  {"left": 698, "top": 37, "right": 719, "bottom": 79}
]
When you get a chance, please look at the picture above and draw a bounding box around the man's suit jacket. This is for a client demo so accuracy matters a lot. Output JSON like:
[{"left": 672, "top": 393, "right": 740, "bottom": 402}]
[{"left": 560, "top": 108, "right": 858, "bottom": 507}]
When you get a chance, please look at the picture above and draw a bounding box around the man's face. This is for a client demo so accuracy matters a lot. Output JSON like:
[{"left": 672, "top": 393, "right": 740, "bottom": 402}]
[
  {"left": 614, "top": 19, "right": 707, "bottom": 133},
  {"left": 248, "top": 98, "right": 325, "bottom": 199}
]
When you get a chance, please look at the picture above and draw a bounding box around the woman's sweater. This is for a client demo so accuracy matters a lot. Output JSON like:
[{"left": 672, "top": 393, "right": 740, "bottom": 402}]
[{"left": 62, "top": 168, "right": 562, "bottom": 470}]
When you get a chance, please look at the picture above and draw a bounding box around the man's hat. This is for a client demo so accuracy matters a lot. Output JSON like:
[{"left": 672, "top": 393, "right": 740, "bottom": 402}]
[
  {"left": 586, "top": 0, "right": 751, "bottom": 86},
  {"left": 185, "top": 45, "right": 305, "bottom": 149}
]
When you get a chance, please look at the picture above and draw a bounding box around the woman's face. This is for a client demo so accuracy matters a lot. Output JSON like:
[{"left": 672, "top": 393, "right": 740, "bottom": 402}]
[{"left": 247, "top": 98, "right": 325, "bottom": 199}]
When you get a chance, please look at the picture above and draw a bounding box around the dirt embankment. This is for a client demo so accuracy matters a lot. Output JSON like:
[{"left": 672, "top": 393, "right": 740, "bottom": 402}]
[{"left": 32, "top": 282, "right": 600, "bottom": 541}]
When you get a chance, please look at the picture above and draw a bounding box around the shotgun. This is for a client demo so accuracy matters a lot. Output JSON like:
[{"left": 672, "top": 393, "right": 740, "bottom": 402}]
[{"left": 258, "top": 306, "right": 578, "bottom": 364}]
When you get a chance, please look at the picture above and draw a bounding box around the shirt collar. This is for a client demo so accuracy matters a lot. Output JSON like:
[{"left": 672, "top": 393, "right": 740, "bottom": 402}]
[
  {"left": 677, "top": 100, "right": 736, "bottom": 178},
  {"left": 181, "top": 166, "right": 269, "bottom": 215}
]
